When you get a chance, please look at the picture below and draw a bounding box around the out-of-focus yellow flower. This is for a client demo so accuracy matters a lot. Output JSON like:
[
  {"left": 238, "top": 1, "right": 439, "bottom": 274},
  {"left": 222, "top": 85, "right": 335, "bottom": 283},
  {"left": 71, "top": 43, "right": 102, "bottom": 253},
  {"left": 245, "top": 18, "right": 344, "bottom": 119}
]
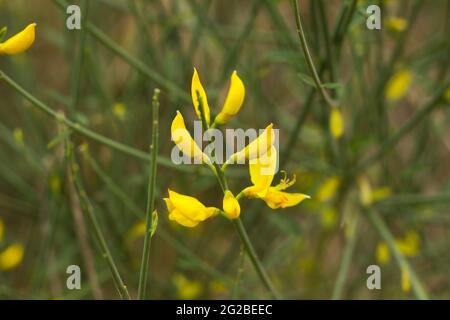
[
  {"left": 112, "top": 102, "right": 126, "bottom": 120},
  {"left": 395, "top": 230, "right": 420, "bottom": 257},
  {"left": 0, "top": 23, "right": 36, "bottom": 55},
  {"left": 386, "top": 17, "right": 408, "bottom": 33},
  {"left": 226, "top": 123, "right": 274, "bottom": 165},
  {"left": 49, "top": 174, "right": 62, "bottom": 195},
  {"left": 376, "top": 242, "right": 391, "bottom": 265},
  {"left": 13, "top": 128, "right": 24, "bottom": 145},
  {"left": 401, "top": 268, "right": 411, "bottom": 293},
  {"left": 320, "top": 206, "right": 337, "bottom": 230},
  {"left": 171, "top": 111, "right": 211, "bottom": 165},
  {"left": 444, "top": 86, "right": 450, "bottom": 102},
  {"left": 214, "top": 71, "right": 245, "bottom": 125},
  {"left": 173, "top": 273, "right": 203, "bottom": 299},
  {"left": 386, "top": 69, "right": 412, "bottom": 102},
  {"left": 329, "top": 108, "right": 344, "bottom": 139},
  {"left": 0, "top": 242, "right": 24, "bottom": 271},
  {"left": 372, "top": 187, "right": 392, "bottom": 202},
  {"left": 357, "top": 176, "right": 373, "bottom": 207},
  {"left": 125, "top": 220, "right": 146, "bottom": 243},
  {"left": 0, "top": 219, "right": 4, "bottom": 243},
  {"left": 191, "top": 68, "right": 211, "bottom": 125},
  {"left": 222, "top": 190, "right": 240, "bottom": 219},
  {"left": 164, "top": 189, "right": 218, "bottom": 227},
  {"left": 316, "top": 176, "right": 340, "bottom": 202},
  {"left": 242, "top": 147, "right": 309, "bottom": 209},
  {"left": 209, "top": 280, "right": 226, "bottom": 295}
]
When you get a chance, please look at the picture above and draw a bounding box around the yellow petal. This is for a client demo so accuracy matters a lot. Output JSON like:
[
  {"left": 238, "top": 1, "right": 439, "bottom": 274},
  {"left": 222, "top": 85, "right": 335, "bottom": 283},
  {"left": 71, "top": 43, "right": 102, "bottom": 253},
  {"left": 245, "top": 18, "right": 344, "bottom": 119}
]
[
  {"left": 171, "top": 111, "right": 211, "bottom": 164},
  {"left": 191, "top": 68, "right": 210, "bottom": 125},
  {"left": 244, "top": 146, "right": 277, "bottom": 197},
  {"left": 263, "top": 189, "right": 310, "bottom": 209},
  {"left": 0, "top": 23, "right": 36, "bottom": 55},
  {"left": 165, "top": 190, "right": 218, "bottom": 227},
  {"left": 329, "top": 108, "right": 344, "bottom": 139},
  {"left": 386, "top": 17, "right": 408, "bottom": 33},
  {"left": 376, "top": 242, "right": 391, "bottom": 265},
  {"left": 386, "top": 69, "right": 412, "bottom": 102},
  {"left": 401, "top": 268, "right": 411, "bottom": 293},
  {"left": 0, "top": 243, "right": 24, "bottom": 271},
  {"left": 316, "top": 176, "right": 340, "bottom": 202},
  {"left": 214, "top": 71, "right": 245, "bottom": 125},
  {"left": 222, "top": 190, "right": 241, "bottom": 219},
  {"left": 228, "top": 123, "right": 274, "bottom": 164},
  {"left": 357, "top": 176, "right": 373, "bottom": 207}
]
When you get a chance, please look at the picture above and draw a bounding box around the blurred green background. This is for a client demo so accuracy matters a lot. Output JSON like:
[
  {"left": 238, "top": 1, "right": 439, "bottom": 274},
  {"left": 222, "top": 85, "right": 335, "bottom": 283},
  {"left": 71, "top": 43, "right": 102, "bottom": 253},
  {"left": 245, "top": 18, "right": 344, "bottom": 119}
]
[{"left": 0, "top": 0, "right": 449, "bottom": 299}]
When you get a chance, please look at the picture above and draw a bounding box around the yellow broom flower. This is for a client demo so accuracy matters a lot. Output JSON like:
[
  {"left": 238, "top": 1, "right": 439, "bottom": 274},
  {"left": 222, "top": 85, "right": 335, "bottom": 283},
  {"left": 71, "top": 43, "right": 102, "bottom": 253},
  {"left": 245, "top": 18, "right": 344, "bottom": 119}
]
[
  {"left": 214, "top": 71, "right": 245, "bottom": 125},
  {"left": 242, "top": 147, "right": 310, "bottom": 209},
  {"left": 225, "top": 123, "right": 275, "bottom": 165},
  {"left": 386, "top": 69, "right": 412, "bottom": 102},
  {"left": 0, "top": 242, "right": 24, "bottom": 271},
  {"left": 171, "top": 111, "right": 211, "bottom": 165},
  {"left": 191, "top": 68, "right": 211, "bottom": 125},
  {"left": 401, "top": 268, "right": 411, "bottom": 293},
  {"left": 0, "top": 23, "right": 36, "bottom": 55},
  {"left": 164, "top": 189, "right": 219, "bottom": 227},
  {"left": 0, "top": 219, "right": 4, "bottom": 243},
  {"left": 222, "top": 190, "right": 241, "bottom": 219},
  {"left": 376, "top": 242, "right": 391, "bottom": 265},
  {"left": 316, "top": 176, "right": 340, "bottom": 202},
  {"left": 386, "top": 17, "right": 408, "bottom": 33},
  {"left": 329, "top": 108, "right": 344, "bottom": 139}
]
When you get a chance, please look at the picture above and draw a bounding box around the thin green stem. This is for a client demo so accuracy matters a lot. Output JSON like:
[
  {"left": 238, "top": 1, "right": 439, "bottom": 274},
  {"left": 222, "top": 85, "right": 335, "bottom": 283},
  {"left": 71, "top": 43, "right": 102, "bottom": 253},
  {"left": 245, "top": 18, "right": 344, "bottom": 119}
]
[
  {"left": 291, "top": 0, "right": 337, "bottom": 109},
  {"left": 65, "top": 134, "right": 131, "bottom": 300},
  {"left": 0, "top": 69, "right": 195, "bottom": 173},
  {"left": 137, "top": 89, "right": 160, "bottom": 299},
  {"left": 366, "top": 209, "right": 429, "bottom": 300}
]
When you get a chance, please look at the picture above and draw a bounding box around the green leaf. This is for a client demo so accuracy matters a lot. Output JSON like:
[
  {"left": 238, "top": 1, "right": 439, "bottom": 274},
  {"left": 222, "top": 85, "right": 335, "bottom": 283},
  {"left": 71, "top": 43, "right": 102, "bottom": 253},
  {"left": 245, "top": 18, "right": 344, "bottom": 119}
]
[
  {"left": 150, "top": 210, "right": 158, "bottom": 237},
  {"left": 0, "top": 26, "right": 7, "bottom": 42}
]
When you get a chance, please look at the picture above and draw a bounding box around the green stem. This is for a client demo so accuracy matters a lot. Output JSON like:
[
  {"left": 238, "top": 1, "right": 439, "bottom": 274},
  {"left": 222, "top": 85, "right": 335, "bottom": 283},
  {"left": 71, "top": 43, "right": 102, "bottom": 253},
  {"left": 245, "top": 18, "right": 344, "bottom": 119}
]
[
  {"left": 366, "top": 209, "right": 429, "bottom": 300},
  {"left": 0, "top": 69, "right": 194, "bottom": 173},
  {"left": 137, "top": 89, "right": 160, "bottom": 299},
  {"left": 291, "top": 0, "right": 337, "bottom": 109},
  {"left": 65, "top": 135, "right": 131, "bottom": 300}
]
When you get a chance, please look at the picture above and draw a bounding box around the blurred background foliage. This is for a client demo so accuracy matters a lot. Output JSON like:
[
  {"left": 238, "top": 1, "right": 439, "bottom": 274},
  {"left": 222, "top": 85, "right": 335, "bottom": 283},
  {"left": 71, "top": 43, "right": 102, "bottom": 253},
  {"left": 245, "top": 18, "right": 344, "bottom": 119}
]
[{"left": 0, "top": 0, "right": 449, "bottom": 299}]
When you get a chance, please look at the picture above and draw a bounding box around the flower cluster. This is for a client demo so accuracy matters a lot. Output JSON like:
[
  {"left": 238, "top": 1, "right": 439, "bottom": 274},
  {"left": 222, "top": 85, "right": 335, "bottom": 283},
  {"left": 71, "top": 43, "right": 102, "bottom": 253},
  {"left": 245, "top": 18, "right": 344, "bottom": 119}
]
[{"left": 165, "top": 68, "right": 309, "bottom": 227}]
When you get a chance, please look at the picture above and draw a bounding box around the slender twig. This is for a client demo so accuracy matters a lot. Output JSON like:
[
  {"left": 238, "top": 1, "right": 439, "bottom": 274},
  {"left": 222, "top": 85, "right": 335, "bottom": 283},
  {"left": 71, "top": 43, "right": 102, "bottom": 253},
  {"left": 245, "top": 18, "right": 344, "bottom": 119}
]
[
  {"left": 0, "top": 69, "right": 196, "bottom": 173},
  {"left": 366, "top": 209, "right": 429, "bottom": 300},
  {"left": 137, "top": 89, "right": 160, "bottom": 299},
  {"left": 64, "top": 133, "right": 131, "bottom": 300},
  {"left": 291, "top": 0, "right": 337, "bottom": 109}
]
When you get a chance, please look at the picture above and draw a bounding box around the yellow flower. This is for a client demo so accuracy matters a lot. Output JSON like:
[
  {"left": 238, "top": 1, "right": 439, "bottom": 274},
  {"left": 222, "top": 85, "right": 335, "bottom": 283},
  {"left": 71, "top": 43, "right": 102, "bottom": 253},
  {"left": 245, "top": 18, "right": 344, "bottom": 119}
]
[
  {"left": 173, "top": 273, "right": 203, "bottom": 299},
  {"left": 357, "top": 176, "right": 373, "bottom": 207},
  {"left": 320, "top": 206, "right": 338, "bottom": 230},
  {"left": 226, "top": 123, "right": 275, "bottom": 165},
  {"left": 112, "top": 102, "right": 126, "bottom": 120},
  {"left": 445, "top": 86, "right": 450, "bottom": 102},
  {"left": 0, "top": 23, "right": 36, "bottom": 55},
  {"left": 125, "top": 220, "right": 146, "bottom": 243},
  {"left": 395, "top": 230, "right": 419, "bottom": 257},
  {"left": 13, "top": 128, "right": 24, "bottom": 145},
  {"left": 329, "top": 108, "right": 344, "bottom": 139},
  {"left": 214, "top": 71, "right": 245, "bottom": 125},
  {"left": 164, "top": 189, "right": 218, "bottom": 227},
  {"left": 222, "top": 190, "right": 241, "bottom": 219},
  {"left": 386, "top": 17, "right": 408, "bottom": 33},
  {"left": 171, "top": 111, "right": 211, "bottom": 165},
  {"left": 242, "top": 147, "right": 309, "bottom": 209},
  {"left": 0, "top": 242, "right": 24, "bottom": 271},
  {"left": 386, "top": 69, "right": 412, "bottom": 102},
  {"left": 376, "top": 242, "right": 391, "bottom": 265},
  {"left": 191, "top": 68, "right": 211, "bottom": 125},
  {"left": 316, "top": 176, "right": 340, "bottom": 202},
  {"left": 0, "top": 219, "right": 4, "bottom": 243},
  {"left": 401, "top": 268, "right": 411, "bottom": 293}
]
